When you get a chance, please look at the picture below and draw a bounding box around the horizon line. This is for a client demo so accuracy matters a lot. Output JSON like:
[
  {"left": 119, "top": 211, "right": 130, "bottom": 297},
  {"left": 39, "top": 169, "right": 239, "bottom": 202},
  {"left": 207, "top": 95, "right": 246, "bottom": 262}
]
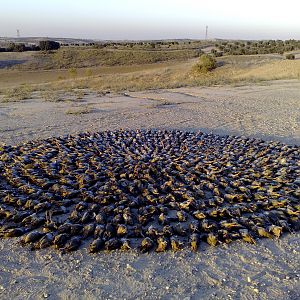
[{"left": 1, "top": 36, "right": 299, "bottom": 42}]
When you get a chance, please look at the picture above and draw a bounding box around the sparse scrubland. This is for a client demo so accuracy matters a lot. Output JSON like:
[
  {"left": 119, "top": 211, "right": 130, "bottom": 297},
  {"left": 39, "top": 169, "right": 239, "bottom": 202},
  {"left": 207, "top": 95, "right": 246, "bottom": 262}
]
[
  {"left": 214, "top": 39, "right": 300, "bottom": 56},
  {"left": 0, "top": 40, "right": 299, "bottom": 102},
  {"left": 286, "top": 53, "right": 295, "bottom": 60},
  {"left": 12, "top": 47, "right": 200, "bottom": 70}
]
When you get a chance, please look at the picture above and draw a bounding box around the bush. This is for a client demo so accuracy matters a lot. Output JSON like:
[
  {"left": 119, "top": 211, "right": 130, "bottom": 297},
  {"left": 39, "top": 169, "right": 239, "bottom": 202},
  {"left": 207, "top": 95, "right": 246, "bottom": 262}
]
[
  {"left": 39, "top": 40, "right": 60, "bottom": 51},
  {"left": 14, "top": 43, "right": 26, "bottom": 52},
  {"left": 193, "top": 54, "right": 217, "bottom": 73},
  {"left": 7, "top": 43, "right": 26, "bottom": 52},
  {"left": 69, "top": 68, "right": 78, "bottom": 78},
  {"left": 216, "top": 40, "right": 300, "bottom": 56},
  {"left": 214, "top": 51, "right": 223, "bottom": 57},
  {"left": 93, "top": 43, "right": 105, "bottom": 49},
  {"left": 286, "top": 54, "right": 295, "bottom": 60}
]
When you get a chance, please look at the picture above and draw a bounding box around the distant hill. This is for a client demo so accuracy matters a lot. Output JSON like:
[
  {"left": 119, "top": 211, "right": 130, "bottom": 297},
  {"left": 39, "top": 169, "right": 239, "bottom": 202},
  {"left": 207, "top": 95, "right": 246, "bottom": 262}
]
[
  {"left": 0, "top": 37, "right": 97, "bottom": 46},
  {"left": 0, "top": 37, "right": 215, "bottom": 47}
]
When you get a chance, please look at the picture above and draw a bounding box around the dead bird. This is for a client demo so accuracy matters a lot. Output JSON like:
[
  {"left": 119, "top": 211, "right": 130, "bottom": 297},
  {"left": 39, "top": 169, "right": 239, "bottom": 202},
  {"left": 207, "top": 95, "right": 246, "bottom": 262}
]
[
  {"left": 53, "top": 233, "right": 69, "bottom": 249},
  {"left": 105, "top": 238, "right": 120, "bottom": 250},
  {"left": 268, "top": 225, "right": 283, "bottom": 238},
  {"left": 62, "top": 236, "right": 82, "bottom": 253},
  {"left": 189, "top": 233, "right": 200, "bottom": 251},
  {"left": 189, "top": 220, "right": 200, "bottom": 233},
  {"left": 95, "top": 212, "right": 107, "bottom": 225},
  {"left": 120, "top": 238, "right": 131, "bottom": 251},
  {"left": 177, "top": 211, "right": 187, "bottom": 222},
  {"left": 33, "top": 233, "right": 54, "bottom": 250},
  {"left": 94, "top": 225, "right": 105, "bottom": 238},
  {"left": 162, "top": 225, "right": 173, "bottom": 237},
  {"left": 89, "top": 238, "right": 105, "bottom": 253},
  {"left": 70, "top": 224, "right": 83, "bottom": 235},
  {"left": 146, "top": 225, "right": 160, "bottom": 239},
  {"left": 239, "top": 229, "right": 256, "bottom": 244},
  {"left": 102, "top": 223, "right": 115, "bottom": 240},
  {"left": 156, "top": 237, "right": 168, "bottom": 252},
  {"left": 1, "top": 227, "right": 25, "bottom": 238},
  {"left": 123, "top": 208, "right": 134, "bottom": 225},
  {"left": 170, "top": 236, "right": 184, "bottom": 251},
  {"left": 158, "top": 213, "right": 171, "bottom": 225},
  {"left": 217, "top": 229, "right": 232, "bottom": 244},
  {"left": 254, "top": 226, "right": 273, "bottom": 239},
  {"left": 140, "top": 237, "right": 154, "bottom": 252},
  {"left": 116, "top": 224, "right": 128, "bottom": 237},
  {"left": 173, "top": 223, "right": 188, "bottom": 236},
  {"left": 21, "top": 231, "right": 44, "bottom": 245},
  {"left": 82, "top": 223, "right": 95, "bottom": 238},
  {"left": 206, "top": 233, "right": 218, "bottom": 247}
]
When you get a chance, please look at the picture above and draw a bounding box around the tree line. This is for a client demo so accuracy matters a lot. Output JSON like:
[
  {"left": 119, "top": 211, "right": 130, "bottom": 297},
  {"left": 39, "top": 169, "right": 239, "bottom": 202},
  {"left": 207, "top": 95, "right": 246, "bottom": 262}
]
[
  {"left": 215, "top": 40, "right": 300, "bottom": 56},
  {"left": 0, "top": 40, "right": 60, "bottom": 52}
]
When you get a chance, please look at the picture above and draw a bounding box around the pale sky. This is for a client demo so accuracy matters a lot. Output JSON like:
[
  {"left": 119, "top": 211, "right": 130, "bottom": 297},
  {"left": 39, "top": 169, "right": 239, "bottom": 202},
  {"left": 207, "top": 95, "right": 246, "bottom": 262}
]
[{"left": 1, "top": 0, "right": 299, "bottom": 40}]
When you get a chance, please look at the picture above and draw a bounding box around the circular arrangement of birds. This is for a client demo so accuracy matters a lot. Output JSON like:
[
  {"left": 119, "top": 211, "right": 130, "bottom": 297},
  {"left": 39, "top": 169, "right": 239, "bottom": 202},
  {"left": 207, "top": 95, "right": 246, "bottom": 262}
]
[{"left": 0, "top": 130, "right": 299, "bottom": 253}]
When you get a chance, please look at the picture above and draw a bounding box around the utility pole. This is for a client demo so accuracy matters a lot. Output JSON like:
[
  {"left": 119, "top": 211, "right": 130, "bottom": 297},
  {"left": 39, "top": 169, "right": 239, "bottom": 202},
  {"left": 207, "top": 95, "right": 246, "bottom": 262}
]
[
  {"left": 205, "top": 26, "right": 208, "bottom": 40},
  {"left": 17, "top": 29, "right": 20, "bottom": 38}
]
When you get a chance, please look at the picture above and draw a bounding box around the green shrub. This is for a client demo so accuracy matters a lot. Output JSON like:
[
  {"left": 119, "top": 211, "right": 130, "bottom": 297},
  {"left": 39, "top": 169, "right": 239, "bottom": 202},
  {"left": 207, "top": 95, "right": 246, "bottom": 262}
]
[
  {"left": 2, "top": 85, "right": 33, "bottom": 102},
  {"left": 69, "top": 68, "right": 78, "bottom": 78},
  {"left": 193, "top": 54, "right": 217, "bottom": 73},
  {"left": 7, "top": 43, "right": 26, "bottom": 52},
  {"left": 39, "top": 40, "right": 60, "bottom": 51},
  {"left": 286, "top": 54, "right": 295, "bottom": 60},
  {"left": 214, "top": 51, "right": 223, "bottom": 57}
]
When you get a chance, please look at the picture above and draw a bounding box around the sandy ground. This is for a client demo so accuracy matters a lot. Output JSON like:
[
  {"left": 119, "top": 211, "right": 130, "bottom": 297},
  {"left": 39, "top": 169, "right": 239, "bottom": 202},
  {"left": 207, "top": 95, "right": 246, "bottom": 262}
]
[
  {"left": 0, "top": 79, "right": 299, "bottom": 300},
  {"left": 0, "top": 80, "right": 299, "bottom": 146},
  {"left": 0, "top": 233, "right": 299, "bottom": 300}
]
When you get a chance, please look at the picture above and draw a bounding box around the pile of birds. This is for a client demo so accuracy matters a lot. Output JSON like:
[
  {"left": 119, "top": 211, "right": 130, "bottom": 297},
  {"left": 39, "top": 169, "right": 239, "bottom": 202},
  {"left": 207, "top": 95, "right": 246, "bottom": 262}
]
[{"left": 0, "top": 129, "right": 299, "bottom": 253}]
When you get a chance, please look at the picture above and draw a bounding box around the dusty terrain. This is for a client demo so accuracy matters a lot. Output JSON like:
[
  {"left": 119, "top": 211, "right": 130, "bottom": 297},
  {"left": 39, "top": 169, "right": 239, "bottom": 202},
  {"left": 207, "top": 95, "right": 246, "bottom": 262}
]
[
  {"left": 0, "top": 80, "right": 299, "bottom": 145},
  {"left": 0, "top": 232, "right": 299, "bottom": 300},
  {"left": 0, "top": 80, "right": 299, "bottom": 300},
  {"left": 1, "top": 50, "right": 299, "bottom": 92}
]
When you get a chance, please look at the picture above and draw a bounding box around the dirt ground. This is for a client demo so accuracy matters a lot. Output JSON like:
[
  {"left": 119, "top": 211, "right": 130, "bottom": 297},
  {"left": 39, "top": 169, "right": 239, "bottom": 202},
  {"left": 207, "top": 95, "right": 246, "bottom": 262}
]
[
  {"left": 0, "top": 80, "right": 299, "bottom": 146},
  {"left": 0, "top": 79, "right": 299, "bottom": 300},
  {"left": 0, "top": 232, "right": 299, "bottom": 300}
]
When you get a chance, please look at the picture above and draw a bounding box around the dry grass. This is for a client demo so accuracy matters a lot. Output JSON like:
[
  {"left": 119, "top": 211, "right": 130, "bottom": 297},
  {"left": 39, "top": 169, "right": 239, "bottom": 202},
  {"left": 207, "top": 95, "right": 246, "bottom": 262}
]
[
  {"left": 73, "top": 89, "right": 86, "bottom": 100},
  {"left": 1, "top": 85, "right": 33, "bottom": 102},
  {"left": 39, "top": 89, "right": 88, "bottom": 102},
  {"left": 43, "top": 55, "right": 299, "bottom": 93},
  {"left": 15, "top": 48, "right": 199, "bottom": 70},
  {"left": 233, "top": 59, "right": 300, "bottom": 81},
  {"left": 41, "top": 90, "right": 63, "bottom": 102},
  {"left": 1, "top": 54, "right": 299, "bottom": 98},
  {"left": 0, "top": 61, "right": 182, "bottom": 90},
  {"left": 65, "top": 105, "right": 94, "bottom": 115},
  {"left": 191, "top": 55, "right": 300, "bottom": 86}
]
